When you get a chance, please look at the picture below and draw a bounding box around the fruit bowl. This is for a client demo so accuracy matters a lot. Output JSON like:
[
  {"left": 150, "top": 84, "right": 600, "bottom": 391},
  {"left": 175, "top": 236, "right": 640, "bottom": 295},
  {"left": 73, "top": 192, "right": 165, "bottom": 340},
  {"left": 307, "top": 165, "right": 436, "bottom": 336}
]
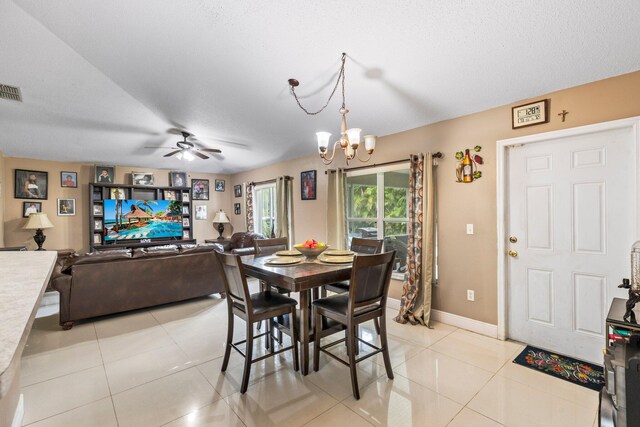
[{"left": 294, "top": 240, "right": 328, "bottom": 259}]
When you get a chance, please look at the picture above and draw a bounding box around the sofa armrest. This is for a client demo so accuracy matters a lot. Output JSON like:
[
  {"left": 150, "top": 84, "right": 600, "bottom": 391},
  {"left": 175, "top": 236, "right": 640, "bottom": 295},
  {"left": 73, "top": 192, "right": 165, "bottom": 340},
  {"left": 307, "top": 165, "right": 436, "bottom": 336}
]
[
  {"left": 50, "top": 269, "right": 72, "bottom": 326},
  {"left": 231, "top": 247, "right": 256, "bottom": 256},
  {"left": 221, "top": 242, "right": 233, "bottom": 252}
]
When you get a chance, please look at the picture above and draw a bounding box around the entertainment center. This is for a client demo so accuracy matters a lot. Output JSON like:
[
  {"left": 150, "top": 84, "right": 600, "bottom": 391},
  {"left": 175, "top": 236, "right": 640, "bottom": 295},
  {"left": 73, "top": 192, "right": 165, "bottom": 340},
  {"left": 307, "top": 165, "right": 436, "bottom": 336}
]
[{"left": 89, "top": 182, "right": 195, "bottom": 251}]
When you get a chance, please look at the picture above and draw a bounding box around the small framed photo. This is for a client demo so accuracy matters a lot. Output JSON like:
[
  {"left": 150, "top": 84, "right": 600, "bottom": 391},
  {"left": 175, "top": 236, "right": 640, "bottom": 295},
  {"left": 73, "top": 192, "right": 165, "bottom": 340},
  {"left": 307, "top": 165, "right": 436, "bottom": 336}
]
[
  {"left": 170, "top": 171, "right": 187, "bottom": 187},
  {"left": 234, "top": 203, "right": 241, "bottom": 215},
  {"left": 182, "top": 192, "right": 190, "bottom": 202},
  {"left": 93, "top": 234, "right": 102, "bottom": 245},
  {"left": 57, "top": 198, "right": 76, "bottom": 216},
  {"left": 93, "top": 203, "right": 103, "bottom": 216},
  {"left": 23, "top": 202, "right": 42, "bottom": 217},
  {"left": 95, "top": 165, "right": 115, "bottom": 184},
  {"left": 234, "top": 184, "right": 242, "bottom": 198},
  {"left": 182, "top": 217, "right": 190, "bottom": 227},
  {"left": 195, "top": 205, "right": 207, "bottom": 220},
  {"left": 61, "top": 171, "right": 78, "bottom": 188},
  {"left": 512, "top": 99, "right": 549, "bottom": 129},
  {"left": 132, "top": 172, "right": 154, "bottom": 186},
  {"left": 301, "top": 170, "right": 317, "bottom": 200},
  {"left": 110, "top": 188, "right": 126, "bottom": 200},
  {"left": 164, "top": 190, "right": 177, "bottom": 201},
  {"left": 182, "top": 230, "right": 190, "bottom": 239},
  {"left": 94, "top": 219, "right": 103, "bottom": 231},
  {"left": 215, "top": 179, "right": 225, "bottom": 192},
  {"left": 15, "top": 169, "right": 48, "bottom": 200},
  {"left": 192, "top": 179, "right": 210, "bottom": 200},
  {"left": 182, "top": 205, "right": 189, "bottom": 215}
]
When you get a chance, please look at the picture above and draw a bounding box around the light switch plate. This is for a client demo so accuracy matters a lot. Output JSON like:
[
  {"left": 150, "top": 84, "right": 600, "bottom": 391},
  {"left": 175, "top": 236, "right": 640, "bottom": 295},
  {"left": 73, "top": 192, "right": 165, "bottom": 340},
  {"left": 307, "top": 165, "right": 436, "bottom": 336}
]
[{"left": 466, "top": 224, "right": 474, "bottom": 235}]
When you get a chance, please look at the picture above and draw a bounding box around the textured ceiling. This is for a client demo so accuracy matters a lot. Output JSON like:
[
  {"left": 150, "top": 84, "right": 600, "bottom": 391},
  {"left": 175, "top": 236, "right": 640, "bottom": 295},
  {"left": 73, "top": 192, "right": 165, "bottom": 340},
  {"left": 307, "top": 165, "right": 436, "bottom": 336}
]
[{"left": 1, "top": 0, "right": 640, "bottom": 173}]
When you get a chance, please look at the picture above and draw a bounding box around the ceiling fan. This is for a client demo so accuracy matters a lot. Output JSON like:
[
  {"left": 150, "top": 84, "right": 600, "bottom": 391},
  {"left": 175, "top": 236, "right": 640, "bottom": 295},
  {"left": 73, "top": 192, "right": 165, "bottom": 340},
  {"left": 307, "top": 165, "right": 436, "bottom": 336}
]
[{"left": 145, "top": 131, "right": 222, "bottom": 160}]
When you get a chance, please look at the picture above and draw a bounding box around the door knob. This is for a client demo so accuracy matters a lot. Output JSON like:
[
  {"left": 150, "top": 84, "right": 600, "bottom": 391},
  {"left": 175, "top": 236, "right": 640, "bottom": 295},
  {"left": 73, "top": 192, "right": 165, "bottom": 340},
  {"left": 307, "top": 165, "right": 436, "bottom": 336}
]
[
  {"left": 508, "top": 250, "right": 518, "bottom": 257},
  {"left": 509, "top": 236, "right": 518, "bottom": 243}
]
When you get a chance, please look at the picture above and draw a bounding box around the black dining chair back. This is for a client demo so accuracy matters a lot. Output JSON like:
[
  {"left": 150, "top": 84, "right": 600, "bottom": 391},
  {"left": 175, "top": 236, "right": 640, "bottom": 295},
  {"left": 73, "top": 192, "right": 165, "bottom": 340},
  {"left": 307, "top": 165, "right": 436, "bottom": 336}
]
[
  {"left": 349, "top": 237, "right": 383, "bottom": 255},
  {"left": 217, "top": 251, "right": 250, "bottom": 306},
  {"left": 313, "top": 250, "right": 396, "bottom": 399},
  {"left": 254, "top": 237, "right": 289, "bottom": 256}
]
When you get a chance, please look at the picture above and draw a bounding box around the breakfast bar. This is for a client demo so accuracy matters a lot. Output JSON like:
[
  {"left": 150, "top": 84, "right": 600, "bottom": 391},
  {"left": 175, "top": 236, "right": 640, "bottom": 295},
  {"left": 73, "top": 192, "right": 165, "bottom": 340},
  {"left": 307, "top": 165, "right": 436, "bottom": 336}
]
[{"left": 0, "top": 252, "right": 57, "bottom": 427}]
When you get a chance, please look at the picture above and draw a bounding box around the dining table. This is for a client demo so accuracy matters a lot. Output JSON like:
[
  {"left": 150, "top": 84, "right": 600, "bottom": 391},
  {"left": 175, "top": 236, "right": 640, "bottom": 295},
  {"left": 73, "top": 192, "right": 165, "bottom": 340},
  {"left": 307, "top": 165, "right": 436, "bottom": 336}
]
[{"left": 242, "top": 254, "right": 353, "bottom": 375}]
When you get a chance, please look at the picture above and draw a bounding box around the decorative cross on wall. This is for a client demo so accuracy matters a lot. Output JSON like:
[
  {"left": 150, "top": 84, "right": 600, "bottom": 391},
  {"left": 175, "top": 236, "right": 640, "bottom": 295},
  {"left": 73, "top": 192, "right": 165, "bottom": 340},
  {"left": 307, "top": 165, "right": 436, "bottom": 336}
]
[{"left": 558, "top": 110, "right": 569, "bottom": 122}]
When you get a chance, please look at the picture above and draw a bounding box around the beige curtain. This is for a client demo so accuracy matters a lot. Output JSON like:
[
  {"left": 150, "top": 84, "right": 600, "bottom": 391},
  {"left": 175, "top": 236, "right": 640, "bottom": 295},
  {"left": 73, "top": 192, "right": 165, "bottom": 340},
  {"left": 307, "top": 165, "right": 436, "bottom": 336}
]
[
  {"left": 245, "top": 183, "right": 254, "bottom": 233},
  {"left": 396, "top": 153, "right": 435, "bottom": 327},
  {"left": 326, "top": 169, "right": 347, "bottom": 250},
  {"left": 275, "top": 176, "right": 293, "bottom": 246}
]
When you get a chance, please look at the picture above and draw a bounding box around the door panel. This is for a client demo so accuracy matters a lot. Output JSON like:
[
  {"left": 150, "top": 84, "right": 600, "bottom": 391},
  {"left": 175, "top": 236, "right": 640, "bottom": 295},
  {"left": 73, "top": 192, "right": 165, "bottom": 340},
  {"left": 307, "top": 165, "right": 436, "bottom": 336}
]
[{"left": 508, "top": 126, "right": 634, "bottom": 363}]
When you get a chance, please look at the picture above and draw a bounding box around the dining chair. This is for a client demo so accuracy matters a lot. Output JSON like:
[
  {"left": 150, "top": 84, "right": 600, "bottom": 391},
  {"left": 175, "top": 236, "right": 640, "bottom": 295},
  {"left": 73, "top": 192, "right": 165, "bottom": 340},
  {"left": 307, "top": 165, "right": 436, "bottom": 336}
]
[
  {"left": 216, "top": 251, "right": 299, "bottom": 393},
  {"left": 312, "top": 251, "right": 396, "bottom": 400},
  {"left": 323, "top": 237, "right": 384, "bottom": 334}
]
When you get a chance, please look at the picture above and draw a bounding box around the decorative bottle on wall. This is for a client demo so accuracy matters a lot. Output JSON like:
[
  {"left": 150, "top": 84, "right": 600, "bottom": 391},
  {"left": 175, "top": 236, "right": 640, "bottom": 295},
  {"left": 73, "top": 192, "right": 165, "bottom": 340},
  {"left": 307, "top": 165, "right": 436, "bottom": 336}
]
[{"left": 462, "top": 149, "right": 474, "bottom": 183}]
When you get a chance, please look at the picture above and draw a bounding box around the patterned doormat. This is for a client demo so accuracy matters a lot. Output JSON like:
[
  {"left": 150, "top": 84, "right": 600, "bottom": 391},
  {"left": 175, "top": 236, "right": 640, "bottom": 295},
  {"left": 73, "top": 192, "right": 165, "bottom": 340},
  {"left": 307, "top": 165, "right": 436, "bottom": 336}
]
[{"left": 513, "top": 345, "right": 605, "bottom": 391}]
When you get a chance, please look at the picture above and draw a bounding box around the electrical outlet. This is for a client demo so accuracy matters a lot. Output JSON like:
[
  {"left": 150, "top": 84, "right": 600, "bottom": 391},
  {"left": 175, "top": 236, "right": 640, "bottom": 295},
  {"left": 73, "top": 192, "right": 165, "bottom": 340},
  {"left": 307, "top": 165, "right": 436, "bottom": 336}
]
[
  {"left": 466, "top": 224, "right": 474, "bottom": 235},
  {"left": 467, "top": 290, "right": 475, "bottom": 301}
]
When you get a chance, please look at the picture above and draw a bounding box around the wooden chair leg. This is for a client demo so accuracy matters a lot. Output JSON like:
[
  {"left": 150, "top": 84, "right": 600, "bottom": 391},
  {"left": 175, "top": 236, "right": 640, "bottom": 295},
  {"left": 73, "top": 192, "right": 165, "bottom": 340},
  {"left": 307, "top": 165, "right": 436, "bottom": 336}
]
[
  {"left": 373, "top": 318, "right": 381, "bottom": 335},
  {"left": 240, "top": 320, "right": 254, "bottom": 394},
  {"left": 269, "top": 318, "right": 275, "bottom": 354},
  {"left": 347, "top": 323, "right": 360, "bottom": 400},
  {"left": 313, "top": 310, "right": 322, "bottom": 372},
  {"left": 221, "top": 309, "right": 234, "bottom": 372},
  {"left": 291, "top": 307, "right": 299, "bottom": 372},
  {"left": 379, "top": 313, "right": 394, "bottom": 380}
]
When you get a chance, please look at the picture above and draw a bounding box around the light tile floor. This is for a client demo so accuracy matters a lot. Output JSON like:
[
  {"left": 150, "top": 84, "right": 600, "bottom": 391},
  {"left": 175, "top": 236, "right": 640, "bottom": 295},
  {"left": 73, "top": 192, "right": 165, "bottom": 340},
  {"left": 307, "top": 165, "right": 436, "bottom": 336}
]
[{"left": 20, "top": 287, "right": 600, "bottom": 426}]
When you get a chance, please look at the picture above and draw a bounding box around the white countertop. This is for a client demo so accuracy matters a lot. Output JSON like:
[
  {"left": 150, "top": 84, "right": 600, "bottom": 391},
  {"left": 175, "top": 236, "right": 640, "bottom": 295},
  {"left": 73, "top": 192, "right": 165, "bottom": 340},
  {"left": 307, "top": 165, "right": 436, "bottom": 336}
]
[{"left": 0, "top": 251, "right": 56, "bottom": 396}]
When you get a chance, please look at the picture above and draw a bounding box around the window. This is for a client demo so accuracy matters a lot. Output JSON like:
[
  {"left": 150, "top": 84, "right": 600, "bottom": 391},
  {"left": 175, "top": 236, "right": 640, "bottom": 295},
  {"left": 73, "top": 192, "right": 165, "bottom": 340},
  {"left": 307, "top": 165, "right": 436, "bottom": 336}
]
[
  {"left": 346, "top": 165, "right": 409, "bottom": 279},
  {"left": 253, "top": 184, "right": 276, "bottom": 237}
]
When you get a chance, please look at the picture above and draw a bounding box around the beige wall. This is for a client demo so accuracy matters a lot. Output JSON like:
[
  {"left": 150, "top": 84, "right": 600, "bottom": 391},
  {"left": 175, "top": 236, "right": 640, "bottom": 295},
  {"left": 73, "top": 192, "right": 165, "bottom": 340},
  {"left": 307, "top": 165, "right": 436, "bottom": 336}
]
[
  {"left": 231, "top": 70, "right": 640, "bottom": 324},
  {"left": 0, "top": 151, "right": 5, "bottom": 246},
  {"left": 2, "top": 158, "right": 233, "bottom": 252}
]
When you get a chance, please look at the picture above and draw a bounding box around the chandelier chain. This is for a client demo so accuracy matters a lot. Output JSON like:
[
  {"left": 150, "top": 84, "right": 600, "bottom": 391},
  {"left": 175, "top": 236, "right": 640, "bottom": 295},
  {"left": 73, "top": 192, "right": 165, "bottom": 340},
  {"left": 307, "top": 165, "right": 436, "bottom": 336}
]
[{"left": 290, "top": 53, "right": 347, "bottom": 115}]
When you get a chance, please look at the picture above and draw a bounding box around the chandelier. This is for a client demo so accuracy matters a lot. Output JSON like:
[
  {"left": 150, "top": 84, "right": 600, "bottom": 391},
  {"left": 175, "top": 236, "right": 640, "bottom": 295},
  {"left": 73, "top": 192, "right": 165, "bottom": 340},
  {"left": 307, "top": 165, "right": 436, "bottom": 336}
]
[{"left": 288, "top": 53, "right": 376, "bottom": 165}]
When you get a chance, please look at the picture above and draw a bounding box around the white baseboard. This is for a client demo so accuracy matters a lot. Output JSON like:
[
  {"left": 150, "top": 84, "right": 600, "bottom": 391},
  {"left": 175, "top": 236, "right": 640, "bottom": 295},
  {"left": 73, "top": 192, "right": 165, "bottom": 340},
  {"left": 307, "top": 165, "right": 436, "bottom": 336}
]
[
  {"left": 431, "top": 309, "right": 498, "bottom": 338},
  {"left": 11, "top": 394, "right": 24, "bottom": 427}
]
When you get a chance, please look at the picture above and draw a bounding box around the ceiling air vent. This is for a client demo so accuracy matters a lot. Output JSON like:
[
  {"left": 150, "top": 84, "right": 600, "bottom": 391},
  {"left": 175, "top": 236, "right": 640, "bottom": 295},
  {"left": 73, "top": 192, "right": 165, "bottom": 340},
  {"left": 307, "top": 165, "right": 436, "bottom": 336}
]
[{"left": 0, "top": 84, "right": 22, "bottom": 102}]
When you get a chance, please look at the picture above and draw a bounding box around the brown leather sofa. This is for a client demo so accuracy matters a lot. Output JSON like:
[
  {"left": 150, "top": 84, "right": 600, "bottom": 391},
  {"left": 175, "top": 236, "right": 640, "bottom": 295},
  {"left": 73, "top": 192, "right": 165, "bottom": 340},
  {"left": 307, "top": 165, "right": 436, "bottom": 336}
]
[
  {"left": 51, "top": 243, "right": 225, "bottom": 329},
  {"left": 220, "top": 232, "right": 265, "bottom": 255}
]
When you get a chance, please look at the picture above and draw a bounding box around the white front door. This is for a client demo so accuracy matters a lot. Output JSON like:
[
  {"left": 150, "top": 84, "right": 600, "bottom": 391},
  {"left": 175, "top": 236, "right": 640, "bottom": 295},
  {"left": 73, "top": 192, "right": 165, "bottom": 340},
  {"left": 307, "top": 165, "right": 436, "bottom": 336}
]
[{"left": 507, "top": 125, "right": 635, "bottom": 363}]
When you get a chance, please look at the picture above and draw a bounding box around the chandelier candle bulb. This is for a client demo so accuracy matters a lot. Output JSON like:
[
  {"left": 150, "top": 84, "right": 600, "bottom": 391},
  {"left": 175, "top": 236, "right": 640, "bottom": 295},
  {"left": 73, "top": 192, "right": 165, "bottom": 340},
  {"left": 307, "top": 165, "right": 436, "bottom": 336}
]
[
  {"left": 346, "top": 128, "right": 361, "bottom": 148},
  {"left": 316, "top": 132, "right": 331, "bottom": 153},
  {"left": 364, "top": 135, "right": 376, "bottom": 153}
]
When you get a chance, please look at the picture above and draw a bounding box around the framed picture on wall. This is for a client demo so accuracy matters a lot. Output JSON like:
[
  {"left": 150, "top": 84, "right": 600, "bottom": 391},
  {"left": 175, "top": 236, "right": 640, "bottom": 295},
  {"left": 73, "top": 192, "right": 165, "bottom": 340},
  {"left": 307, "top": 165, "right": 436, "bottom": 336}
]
[
  {"left": 192, "top": 179, "right": 210, "bottom": 200},
  {"left": 23, "top": 202, "right": 42, "bottom": 217},
  {"left": 132, "top": 172, "right": 154, "bottom": 186},
  {"left": 94, "top": 219, "right": 103, "bottom": 231},
  {"left": 182, "top": 205, "right": 189, "bottom": 215},
  {"left": 301, "top": 170, "right": 317, "bottom": 200},
  {"left": 164, "top": 190, "right": 177, "bottom": 200},
  {"left": 195, "top": 205, "right": 207, "bottom": 220},
  {"left": 215, "top": 179, "right": 225, "bottom": 192},
  {"left": 60, "top": 171, "right": 77, "bottom": 188},
  {"left": 182, "top": 192, "right": 190, "bottom": 202},
  {"left": 182, "top": 217, "right": 190, "bottom": 227},
  {"left": 15, "top": 169, "right": 48, "bottom": 200},
  {"left": 93, "top": 203, "right": 103, "bottom": 216},
  {"left": 182, "top": 230, "right": 190, "bottom": 239},
  {"left": 234, "top": 184, "right": 242, "bottom": 197},
  {"left": 57, "top": 198, "right": 76, "bottom": 216},
  {"left": 234, "top": 203, "right": 241, "bottom": 215},
  {"left": 110, "top": 188, "right": 126, "bottom": 200},
  {"left": 169, "top": 171, "right": 188, "bottom": 187},
  {"left": 93, "top": 234, "right": 102, "bottom": 245},
  {"left": 95, "top": 165, "right": 115, "bottom": 183}
]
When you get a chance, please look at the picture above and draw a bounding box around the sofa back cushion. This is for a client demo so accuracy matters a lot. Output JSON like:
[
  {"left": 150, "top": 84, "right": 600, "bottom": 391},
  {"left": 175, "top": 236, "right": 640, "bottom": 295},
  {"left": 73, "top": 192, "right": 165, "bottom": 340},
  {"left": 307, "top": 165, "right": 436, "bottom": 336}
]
[{"left": 62, "top": 249, "right": 132, "bottom": 272}]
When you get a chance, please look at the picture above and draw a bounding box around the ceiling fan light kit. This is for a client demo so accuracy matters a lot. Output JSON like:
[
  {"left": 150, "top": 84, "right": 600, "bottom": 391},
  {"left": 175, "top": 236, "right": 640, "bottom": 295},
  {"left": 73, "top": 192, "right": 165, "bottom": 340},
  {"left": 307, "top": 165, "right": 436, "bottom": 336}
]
[
  {"left": 147, "top": 131, "right": 221, "bottom": 161},
  {"left": 288, "top": 52, "right": 376, "bottom": 165}
]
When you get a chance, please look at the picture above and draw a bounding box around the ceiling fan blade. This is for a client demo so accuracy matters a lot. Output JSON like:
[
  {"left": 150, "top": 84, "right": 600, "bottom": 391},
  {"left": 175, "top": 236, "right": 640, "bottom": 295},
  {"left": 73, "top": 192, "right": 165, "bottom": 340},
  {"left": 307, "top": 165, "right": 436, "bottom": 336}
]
[
  {"left": 164, "top": 150, "right": 182, "bottom": 157},
  {"left": 145, "top": 146, "right": 176, "bottom": 149},
  {"left": 193, "top": 150, "right": 209, "bottom": 160},
  {"left": 198, "top": 148, "right": 222, "bottom": 153}
]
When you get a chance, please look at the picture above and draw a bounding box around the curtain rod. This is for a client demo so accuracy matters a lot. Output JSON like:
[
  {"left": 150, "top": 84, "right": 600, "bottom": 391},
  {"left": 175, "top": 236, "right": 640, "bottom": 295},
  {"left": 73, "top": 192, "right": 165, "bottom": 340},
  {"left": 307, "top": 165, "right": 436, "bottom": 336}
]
[
  {"left": 325, "top": 152, "right": 442, "bottom": 174},
  {"left": 248, "top": 175, "right": 293, "bottom": 186}
]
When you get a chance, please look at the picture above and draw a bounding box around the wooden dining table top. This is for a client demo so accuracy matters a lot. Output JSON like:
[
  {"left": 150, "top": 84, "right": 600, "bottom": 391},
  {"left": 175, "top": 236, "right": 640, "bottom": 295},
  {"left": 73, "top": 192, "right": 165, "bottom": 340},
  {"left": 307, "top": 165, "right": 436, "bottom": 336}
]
[{"left": 242, "top": 255, "right": 352, "bottom": 292}]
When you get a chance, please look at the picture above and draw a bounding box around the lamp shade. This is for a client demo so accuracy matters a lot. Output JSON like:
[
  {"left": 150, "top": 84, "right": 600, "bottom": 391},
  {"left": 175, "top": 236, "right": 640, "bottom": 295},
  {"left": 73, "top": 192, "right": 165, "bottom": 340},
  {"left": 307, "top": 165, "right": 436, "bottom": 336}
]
[
  {"left": 23, "top": 213, "right": 54, "bottom": 230},
  {"left": 363, "top": 134, "right": 376, "bottom": 151},
  {"left": 316, "top": 132, "right": 331, "bottom": 151},
  {"left": 346, "top": 128, "right": 361, "bottom": 147},
  {"left": 212, "top": 210, "right": 230, "bottom": 224}
]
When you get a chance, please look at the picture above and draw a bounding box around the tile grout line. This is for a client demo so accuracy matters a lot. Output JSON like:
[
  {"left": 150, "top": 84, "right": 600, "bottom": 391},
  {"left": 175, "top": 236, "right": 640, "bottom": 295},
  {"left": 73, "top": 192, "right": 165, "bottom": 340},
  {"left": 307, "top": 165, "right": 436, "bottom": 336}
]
[{"left": 93, "top": 321, "right": 121, "bottom": 427}]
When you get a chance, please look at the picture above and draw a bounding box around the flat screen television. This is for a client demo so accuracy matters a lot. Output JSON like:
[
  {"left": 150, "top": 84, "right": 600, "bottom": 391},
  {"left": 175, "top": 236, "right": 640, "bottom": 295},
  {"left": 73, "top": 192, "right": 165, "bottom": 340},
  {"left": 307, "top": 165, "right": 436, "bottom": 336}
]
[{"left": 103, "top": 199, "right": 183, "bottom": 242}]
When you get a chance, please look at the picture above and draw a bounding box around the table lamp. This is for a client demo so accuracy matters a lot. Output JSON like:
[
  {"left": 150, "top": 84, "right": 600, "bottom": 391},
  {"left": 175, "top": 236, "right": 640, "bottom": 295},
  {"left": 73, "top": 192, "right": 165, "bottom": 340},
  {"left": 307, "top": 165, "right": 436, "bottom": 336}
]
[
  {"left": 212, "top": 210, "right": 230, "bottom": 240},
  {"left": 23, "top": 213, "right": 54, "bottom": 251}
]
